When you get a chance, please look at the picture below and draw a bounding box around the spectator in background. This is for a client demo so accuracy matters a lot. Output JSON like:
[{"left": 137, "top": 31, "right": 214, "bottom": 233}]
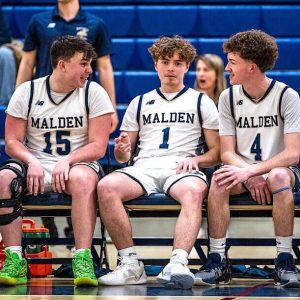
[
  {"left": 194, "top": 54, "right": 227, "bottom": 106},
  {"left": 16, "top": 0, "right": 118, "bottom": 238},
  {"left": 0, "top": 2, "right": 19, "bottom": 105}
]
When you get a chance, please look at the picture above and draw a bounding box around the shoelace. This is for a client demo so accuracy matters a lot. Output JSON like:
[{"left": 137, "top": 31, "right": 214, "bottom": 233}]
[
  {"left": 1, "top": 254, "right": 20, "bottom": 275},
  {"left": 73, "top": 255, "right": 93, "bottom": 276}
]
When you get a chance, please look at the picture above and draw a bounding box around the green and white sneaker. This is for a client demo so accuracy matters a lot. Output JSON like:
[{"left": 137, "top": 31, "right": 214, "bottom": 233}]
[
  {"left": 0, "top": 249, "right": 27, "bottom": 285},
  {"left": 72, "top": 249, "right": 98, "bottom": 286}
]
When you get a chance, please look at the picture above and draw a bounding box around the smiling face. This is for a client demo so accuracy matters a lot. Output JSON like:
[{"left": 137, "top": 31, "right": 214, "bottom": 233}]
[
  {"left": 154, "top": 52, "right": 189, "bottom": 92},
  {"left": 225, "top": 52, "right": 253, "bottom": 86},
  {"left": 60, "top": 52, "right": 93, "bottom": 89}
]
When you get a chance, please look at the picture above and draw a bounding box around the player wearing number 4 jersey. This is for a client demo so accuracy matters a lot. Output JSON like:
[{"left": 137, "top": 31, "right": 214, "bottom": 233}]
[
  {"left": 195, "top": 30, "right": 300, "bottom": 288},
  {"left": 0, "top": 35, "right": 114, "bottom": 287},
  {"left": 97, "top": 36, "right": 220, "bottom": 289}
]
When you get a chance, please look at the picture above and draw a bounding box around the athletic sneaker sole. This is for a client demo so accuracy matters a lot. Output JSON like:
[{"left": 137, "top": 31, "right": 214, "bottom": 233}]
[
  {"left": 157, "top": 274, "right": 194, "bottom": 289},
  {"left": 0, "top": 276, "right": 27, "bottom": 285},
  {"left": 74, "top": 277, "right": 98, "bottom": 287}
]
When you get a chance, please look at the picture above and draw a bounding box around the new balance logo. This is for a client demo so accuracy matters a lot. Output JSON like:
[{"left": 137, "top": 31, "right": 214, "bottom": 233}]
[
  {"left": 146, "top": 100, "right": 155, "bottom": 105},
  {"left": 237, "top": 100, "right": 243, "bottom": 105},
  {"left": 35, "top": 100, "right": 44, "bottom": 106}
]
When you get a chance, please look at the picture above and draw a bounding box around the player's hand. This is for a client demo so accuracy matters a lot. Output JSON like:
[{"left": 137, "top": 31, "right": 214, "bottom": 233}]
[
  {"left": 110, "top": 112, "right": 119, "bottom": 134},
  {"left": 27, "top": 159, "right": 45, "bottom": 196},
  {"left": 245, "top": 176, "right": 271, "bottom": 205},
  {"left": 51, "top": 158, "right": 70, "bottom": 193},
  {"left": 114, "top": 132, "right": 131, "bottom": 153},
  {"left": 214, "top": 164, "right": 252, "bottom": 190},
  {"left": 176, "top": 157, "right": 199, "bottom": 174}
]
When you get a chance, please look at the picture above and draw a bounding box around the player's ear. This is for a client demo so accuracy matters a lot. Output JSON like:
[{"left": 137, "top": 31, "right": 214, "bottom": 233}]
[
  {"left": 57, "top": 59, "right": 66, "bottom": 72},
  {"left": 154, "top": 61, "right": 158, "bottom": 71}
]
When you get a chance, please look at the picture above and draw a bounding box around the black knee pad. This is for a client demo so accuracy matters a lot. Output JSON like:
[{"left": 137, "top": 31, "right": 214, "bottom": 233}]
[
  {"left": 0, "top": 198, "right": 23, "bottom": 225},
  {"left": 0, "top": 159, "right": 27, "bottom": 198}
]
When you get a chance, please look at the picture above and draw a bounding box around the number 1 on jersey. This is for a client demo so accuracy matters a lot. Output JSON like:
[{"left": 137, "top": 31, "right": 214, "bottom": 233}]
[
  {"left": 159, "top": 127, "right": 170, "bottom": 149},
  {"left": 250, "top": 133, "right": 262, "bottom": 161}
]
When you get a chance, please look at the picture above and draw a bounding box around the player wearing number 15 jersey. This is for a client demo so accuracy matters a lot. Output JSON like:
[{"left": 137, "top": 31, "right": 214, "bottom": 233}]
[
  {"left": 195, "top": 30, "right": 300, "bottom": 288},
  {"left": 0, "top": 36, "right": 113, "bottom": 287},
  {"left": 97, "top": 36, "right": 219, "bottom": 289}
]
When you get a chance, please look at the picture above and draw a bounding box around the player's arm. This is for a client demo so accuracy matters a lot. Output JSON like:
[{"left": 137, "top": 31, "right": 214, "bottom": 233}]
[
  {"left": 97, "top": 55, "right": 119, "bottom": 133},
  {"left": 221, "top": 135, "right": 251, "bottom": 167},
  {"left": 114, "top": 131, "right": 138, "bottom": 163},
  {"left": 5, "top": 114, "right": 45, "bottom": 195},
  {"left": 247, "top": 132, "right": 300, "bottom": 177},
  {"left": 16, "top": 50, "right": 36, "bottom": 87},
  {"left": 66, "top": 113, "right": 112, "bottom": 165}
]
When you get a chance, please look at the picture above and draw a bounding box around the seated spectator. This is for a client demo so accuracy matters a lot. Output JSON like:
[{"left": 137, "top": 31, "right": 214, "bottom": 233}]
[
  {"left": 0, "top": 3, "right": 22, "bottom": 105},
  {"left": 194, "top": 54, "right": 227, "bottom": 106}
]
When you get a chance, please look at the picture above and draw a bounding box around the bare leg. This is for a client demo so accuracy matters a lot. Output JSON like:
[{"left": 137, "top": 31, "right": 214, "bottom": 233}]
[
  {"left": 207, "top": 175, "right": 231, "bottom": 239},
  {"left": 269, "top": 168, "right": 295, "bottom": 237},
  {"left": 169, "top": 177, "right": 207, "bottom": 253},
  {"left": 0, "top": 168, "right": 22, "bottom": 247},
  {"left": 97, "top": 172, "right": 144, "bottom": 250},
  {"left": 66, "top": 165, "right": 99, "bottom": 249}
]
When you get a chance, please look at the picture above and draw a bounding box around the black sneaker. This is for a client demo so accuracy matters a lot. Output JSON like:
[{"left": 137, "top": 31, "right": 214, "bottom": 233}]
[
  {"left": 274, "top": 253, "right": 300, "bottom": 287},
  {"left": 194, "top": 253, "right": 231, "bottom": 286}
]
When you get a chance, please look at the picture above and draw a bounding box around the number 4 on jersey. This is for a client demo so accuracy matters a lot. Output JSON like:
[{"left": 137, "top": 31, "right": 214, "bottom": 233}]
[{"left": 250, "top": 133, "right": 262, "bottom": 161}]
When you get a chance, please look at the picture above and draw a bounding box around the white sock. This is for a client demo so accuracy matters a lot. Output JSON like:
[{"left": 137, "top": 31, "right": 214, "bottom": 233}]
[
  {"left": 209, "top": 237, "right": 226, "bottom": 260},
  {"left": 170, "top": 249, "right": 189, "bottom": 265},
  {"left": 75, "top": 248, "right": 92, "bottom": 257},
  {"left": 276, "top": 236, "right": 292, "bottom": 256},
  {"left": 119, "top": 246, "right": 138, "bottom": 263},
  {"left": 6, "top": 246, "right": 22, "bottom": 259}
]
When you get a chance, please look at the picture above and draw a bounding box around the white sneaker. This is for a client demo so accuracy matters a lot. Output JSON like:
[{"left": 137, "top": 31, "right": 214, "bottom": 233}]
[
  {"left": 157, "top": 261, "right": 195, "bottom": 289},
  {"left": 98, "top": 256, "right": 147, "bottom": 286}
]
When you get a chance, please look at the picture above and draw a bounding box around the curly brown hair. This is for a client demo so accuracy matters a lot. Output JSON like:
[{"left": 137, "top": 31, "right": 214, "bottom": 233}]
[
  {"left": 223, "top": 29, "right": 278, "bottom": 72},
  {"left": 148, "top": 35, "right": 197, "bottom": 65}
]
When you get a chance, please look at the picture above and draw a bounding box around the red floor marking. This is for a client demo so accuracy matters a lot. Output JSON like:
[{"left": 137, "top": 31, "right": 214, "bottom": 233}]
[{"left": 220, "top": 283, "right": 270, "bottom": 300}]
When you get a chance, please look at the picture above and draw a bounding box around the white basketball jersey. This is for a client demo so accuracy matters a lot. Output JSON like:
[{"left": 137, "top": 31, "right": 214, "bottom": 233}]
[
  {"left": 219, "top": 80, "right": 300, "bottom": 164},
  {"left": 121, "top": 87, "right": 219, "bottom": 165}
]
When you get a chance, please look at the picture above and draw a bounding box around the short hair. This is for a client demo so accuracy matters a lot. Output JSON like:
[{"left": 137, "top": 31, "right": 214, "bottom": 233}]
[
  {"left": 50, "top": 35, "right": 97, "bottom": 69},
  {"left": 194, "top": 54, "right": 227, "bottom": 105},
  {"left": 148, "top": 35, "right": 197, "bottom": 65},
  {"left": 223, "top": 29, "right": 278, "bottom": 72}
]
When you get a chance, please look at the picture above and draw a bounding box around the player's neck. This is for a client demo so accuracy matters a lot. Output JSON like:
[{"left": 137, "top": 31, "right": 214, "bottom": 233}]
[
  {"left": 49, "top": 74, "right": 73, "bottom": 94},
  {"left": 242, "top": 75, "right": 271, "bottom": 101},
  {"left": 160, "top": 83, "right": 185, "bottom": 94},
  {"left": 59, "top": 1, "right": 80, "bottom": 21}
]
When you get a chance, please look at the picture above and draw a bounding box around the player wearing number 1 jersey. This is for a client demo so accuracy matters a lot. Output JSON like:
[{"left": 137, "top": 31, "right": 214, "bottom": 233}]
[
  {"left": 195, "top": 30, "right": 300, "bottom": 288},
  {"left": 97, "top": 36, "right": 219, "bottom": 289},
  {"left": 0, "top": 36, "right": 114, "bottom": 287}
]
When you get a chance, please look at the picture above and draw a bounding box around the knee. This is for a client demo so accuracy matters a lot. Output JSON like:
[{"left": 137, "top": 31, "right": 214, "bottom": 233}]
[
  {"left": 68, "top": 170, "right": 97, "bottom": 192},
  {"left": 97, "top": 177, "right": 117, "bottom": 204},
  {"left": 268, "top": 168, "right": 291, "bottom": 191},
  {"left": 182, "top": 186, "right": 204, "bottom": 208},
  {"left": 0, "top": 170, "right": 14, "bottom": 198}
]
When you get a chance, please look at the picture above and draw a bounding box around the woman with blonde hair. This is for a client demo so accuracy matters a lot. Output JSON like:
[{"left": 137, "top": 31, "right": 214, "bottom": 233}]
[{"left": 194, "top": 53, "right": 227, "bottom": 106}]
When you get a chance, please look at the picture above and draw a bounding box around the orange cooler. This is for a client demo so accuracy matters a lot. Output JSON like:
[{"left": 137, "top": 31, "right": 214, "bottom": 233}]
[{"left": 22, "top": 219, "right": 52, "bottom": 277}]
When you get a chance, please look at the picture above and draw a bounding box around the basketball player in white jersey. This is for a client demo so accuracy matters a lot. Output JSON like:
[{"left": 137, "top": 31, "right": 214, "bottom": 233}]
[
  {"left": 97, "top": 36, "right": 220, "bottom": 289},
  {"left": 0, "top": 36, "right": 114, "bottom": 286},
  {"left": 195, "top": 30, "right": 300, "bottom": 287}
]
